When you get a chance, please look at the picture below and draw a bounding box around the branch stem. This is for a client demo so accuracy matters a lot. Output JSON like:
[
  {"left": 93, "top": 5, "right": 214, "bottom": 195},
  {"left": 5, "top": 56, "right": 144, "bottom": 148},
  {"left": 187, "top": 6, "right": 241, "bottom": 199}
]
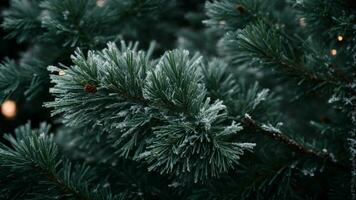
[{"left": 241, "top": 115, "right": 338, "bottom": 165}]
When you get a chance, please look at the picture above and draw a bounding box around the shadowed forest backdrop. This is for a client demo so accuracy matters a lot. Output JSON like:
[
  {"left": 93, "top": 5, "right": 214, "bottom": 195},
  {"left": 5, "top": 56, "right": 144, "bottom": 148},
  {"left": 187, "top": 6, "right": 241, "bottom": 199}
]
[{"left": 0, "top": 0, "right": 355, "bottom": 199}]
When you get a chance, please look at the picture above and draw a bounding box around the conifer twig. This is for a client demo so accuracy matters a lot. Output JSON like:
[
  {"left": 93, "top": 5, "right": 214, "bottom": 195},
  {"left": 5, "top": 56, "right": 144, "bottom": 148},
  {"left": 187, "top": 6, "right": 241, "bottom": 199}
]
[
  {"left": 241, "top": 114, "right": 337, "bottom": 164},
  {"left": 32, "top": 165, "right": 90, "bottom": 200}
]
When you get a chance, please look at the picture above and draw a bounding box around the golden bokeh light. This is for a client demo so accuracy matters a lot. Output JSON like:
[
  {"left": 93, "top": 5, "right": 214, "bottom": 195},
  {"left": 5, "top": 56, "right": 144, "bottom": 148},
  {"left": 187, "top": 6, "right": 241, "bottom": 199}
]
[
  {"left": 330, "top": 49, "right": 337, "bottom": 56},
  {"left": 1, "top": 100, "right": 17, "bottom": 119},
  {"left": 337, "top": 35, "right": 343, "bottom": 41}
]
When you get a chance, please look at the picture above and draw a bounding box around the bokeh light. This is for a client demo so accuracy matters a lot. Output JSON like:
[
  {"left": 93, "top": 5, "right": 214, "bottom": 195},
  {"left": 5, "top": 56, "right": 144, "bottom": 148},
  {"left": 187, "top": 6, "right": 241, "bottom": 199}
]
[{"left": 1, "top": 100, "right": 17, "bottom": 119}]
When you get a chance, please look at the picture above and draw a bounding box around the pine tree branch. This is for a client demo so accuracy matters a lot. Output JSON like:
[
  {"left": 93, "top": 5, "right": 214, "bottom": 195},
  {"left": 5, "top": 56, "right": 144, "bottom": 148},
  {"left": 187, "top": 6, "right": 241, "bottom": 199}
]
[
  {"left": 47, "top": 42, "right": 255, "bottom": 182},
  {"left": 31, "top": 163, "right": 91, "bottom": 200},
  {"left": 201, "top": 59, "right": 341, "bottom": 166},
  {"left": 226, "top": 21, "right": 341, "bottom": 90},
  {"left": 0, "top": 123, "right": 115, "bottom": 200},
  {"left": 241, "top": 114, "right": 339, "bottom": 165}
]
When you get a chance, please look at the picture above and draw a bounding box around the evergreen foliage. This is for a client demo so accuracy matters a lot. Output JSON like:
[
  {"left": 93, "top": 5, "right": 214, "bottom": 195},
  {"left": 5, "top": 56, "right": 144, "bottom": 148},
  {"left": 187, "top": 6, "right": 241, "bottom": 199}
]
[{"left": 0, "top": 0, "right": 355, "bottom": 199}]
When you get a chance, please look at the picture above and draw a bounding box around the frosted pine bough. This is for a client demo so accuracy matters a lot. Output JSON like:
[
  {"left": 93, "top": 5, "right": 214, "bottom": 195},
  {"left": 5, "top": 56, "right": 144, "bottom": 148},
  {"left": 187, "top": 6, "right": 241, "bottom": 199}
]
[
  {"left": 45, "top": 41, "right": 256, "bottom": 183},
  {"left": 0, "top": 0, "right": 354, "bottom": 199}
]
